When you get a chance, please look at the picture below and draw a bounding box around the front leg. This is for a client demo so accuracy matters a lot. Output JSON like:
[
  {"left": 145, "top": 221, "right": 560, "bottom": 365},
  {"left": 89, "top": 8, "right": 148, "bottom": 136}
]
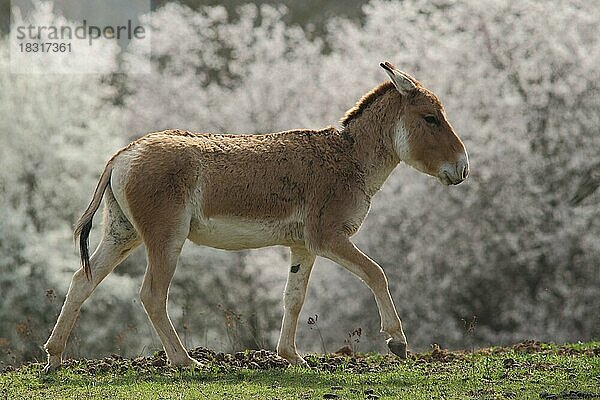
[
  {"left": 319, "top": 237, "right": 408, "bottom": 358},
  {"left": 277, "top": 246, "right": 316, "bottom": 365}
]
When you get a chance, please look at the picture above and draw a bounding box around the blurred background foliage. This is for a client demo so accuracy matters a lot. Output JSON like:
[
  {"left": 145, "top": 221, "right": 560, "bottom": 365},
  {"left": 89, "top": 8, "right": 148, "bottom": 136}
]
[{"left": 0, "top": 0, "right": 599, "bottom": 367}]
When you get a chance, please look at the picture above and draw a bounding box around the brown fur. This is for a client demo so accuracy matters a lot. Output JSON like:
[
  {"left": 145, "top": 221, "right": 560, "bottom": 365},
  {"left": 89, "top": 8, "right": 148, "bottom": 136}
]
[{"left": 341, "top": 82, "right": 397, "bottom": 127}]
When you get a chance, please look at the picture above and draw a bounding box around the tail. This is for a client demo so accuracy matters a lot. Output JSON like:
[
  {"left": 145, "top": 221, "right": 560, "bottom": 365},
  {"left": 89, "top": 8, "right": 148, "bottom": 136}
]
[{"left": 74, "top": 160, "right": 115, "bottom": 281}]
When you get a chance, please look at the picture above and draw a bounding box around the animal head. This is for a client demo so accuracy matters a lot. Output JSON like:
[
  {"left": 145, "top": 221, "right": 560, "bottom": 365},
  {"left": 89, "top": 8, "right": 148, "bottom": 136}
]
[{"left": 380, "top": 61, "right": 469, "bottom": 185}]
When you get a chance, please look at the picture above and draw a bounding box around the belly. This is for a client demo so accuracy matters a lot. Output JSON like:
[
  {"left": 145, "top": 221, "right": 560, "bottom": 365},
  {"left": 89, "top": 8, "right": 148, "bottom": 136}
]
[{"left": 187, "top": 216, "right": 304, "bottom": 250}]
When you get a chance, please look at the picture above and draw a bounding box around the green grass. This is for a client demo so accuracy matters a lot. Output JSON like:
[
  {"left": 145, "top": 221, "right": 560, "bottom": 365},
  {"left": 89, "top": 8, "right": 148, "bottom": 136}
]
[{"left": 1, "top": 342, "right": 598, "bottom": 399}]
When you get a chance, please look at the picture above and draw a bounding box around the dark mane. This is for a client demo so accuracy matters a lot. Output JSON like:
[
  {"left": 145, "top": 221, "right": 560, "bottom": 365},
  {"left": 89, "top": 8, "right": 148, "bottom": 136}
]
[{"left": 340, "top": 81, "right": 396, "bottom": 127}]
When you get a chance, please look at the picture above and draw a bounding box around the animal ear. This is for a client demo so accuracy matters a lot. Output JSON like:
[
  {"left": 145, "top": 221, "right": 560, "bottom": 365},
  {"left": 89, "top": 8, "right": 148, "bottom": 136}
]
[{"left": 380, "top": 61, "right": 417, "bottom": 95}]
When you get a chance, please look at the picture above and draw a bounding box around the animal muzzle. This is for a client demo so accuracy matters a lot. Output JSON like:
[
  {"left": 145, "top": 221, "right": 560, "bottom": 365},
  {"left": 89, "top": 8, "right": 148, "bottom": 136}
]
[{"left": 438, "top": 156, "right": 469, "bottom": 186}]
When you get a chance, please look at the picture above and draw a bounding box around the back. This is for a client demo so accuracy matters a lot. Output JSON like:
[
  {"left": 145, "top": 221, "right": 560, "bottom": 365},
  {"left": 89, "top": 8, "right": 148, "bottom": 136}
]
[{"left": 121, "top": 128, "right": 363, "bottom": 222}]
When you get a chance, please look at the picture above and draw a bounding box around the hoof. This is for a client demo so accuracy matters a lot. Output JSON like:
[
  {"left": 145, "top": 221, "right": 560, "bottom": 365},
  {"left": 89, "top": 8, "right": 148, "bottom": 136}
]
[
  {"left": 387, "top": 338, "right": 407, "bottom": 359},
  {"left": 277, "top": 352, "right": 308, "bottom": 367},
  {"left": 42, "top": 362, "right": 60, "bottom": 374},
  {"left": 42, "top": 355, "right": 62, "bottom": 374},
  {"left": 172, "top": 357, "right": 203, "bottom": 369},
  {"left": 288, "top": 355, "right": 308, "bottom": 367}
]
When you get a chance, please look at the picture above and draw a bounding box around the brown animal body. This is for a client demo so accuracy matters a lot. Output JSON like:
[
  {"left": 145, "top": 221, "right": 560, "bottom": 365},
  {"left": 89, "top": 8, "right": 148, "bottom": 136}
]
[{"left": 44, "top": 62, "right": 468, "bottom": 371}]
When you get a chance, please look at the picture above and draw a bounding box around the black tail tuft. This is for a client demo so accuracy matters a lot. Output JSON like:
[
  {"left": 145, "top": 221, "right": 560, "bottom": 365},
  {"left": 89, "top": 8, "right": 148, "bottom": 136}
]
[{"left": 79, "top": 218, "right": 93, "bottom": 281}]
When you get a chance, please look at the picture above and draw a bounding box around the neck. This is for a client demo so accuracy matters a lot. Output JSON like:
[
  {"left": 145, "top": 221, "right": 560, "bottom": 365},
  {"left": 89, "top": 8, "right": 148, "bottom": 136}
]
[
  {"left": 339, "top": 83, "right": 407, "bottom": 197},
  {"left": 343, "top": 116, "right": 401, "bottom": 197}
]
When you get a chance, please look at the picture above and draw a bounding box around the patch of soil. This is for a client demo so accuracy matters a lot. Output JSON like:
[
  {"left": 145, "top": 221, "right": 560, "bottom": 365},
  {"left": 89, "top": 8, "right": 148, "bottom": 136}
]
[
  {"left": 412, "top": 343, "right": 466, "bottom": 363},
  {"left": 42, "top": 348, "right": 401, "bottom": 375},
  {"left": 512, "top": 339, "right": 544, "bottom": 354},
  {"left": 555, "top": 346, "right": 600, "bottom": 357},
  {"left": 1, "top": 340, "right": 597, "bottom": 375}
]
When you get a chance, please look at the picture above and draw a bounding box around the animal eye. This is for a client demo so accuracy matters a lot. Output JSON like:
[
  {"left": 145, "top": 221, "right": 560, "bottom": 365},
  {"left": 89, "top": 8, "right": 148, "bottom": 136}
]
[{"left": 424, "top": 115, "right": 439, "bottom": 125}]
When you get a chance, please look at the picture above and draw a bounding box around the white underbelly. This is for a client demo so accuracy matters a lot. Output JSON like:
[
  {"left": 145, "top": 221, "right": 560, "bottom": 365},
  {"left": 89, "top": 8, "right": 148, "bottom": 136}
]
[{"left": 188, "top": 216, "right": 303, "bottom": 250}]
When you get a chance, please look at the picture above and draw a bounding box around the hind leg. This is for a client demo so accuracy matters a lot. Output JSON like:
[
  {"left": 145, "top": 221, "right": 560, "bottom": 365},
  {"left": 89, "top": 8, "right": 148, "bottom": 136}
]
[
  {"left": 139, "top": 218, "right": 199, "bottom": 367},
  {"left": 44, "top": 189, "right": 140, "bottom": 373}
]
